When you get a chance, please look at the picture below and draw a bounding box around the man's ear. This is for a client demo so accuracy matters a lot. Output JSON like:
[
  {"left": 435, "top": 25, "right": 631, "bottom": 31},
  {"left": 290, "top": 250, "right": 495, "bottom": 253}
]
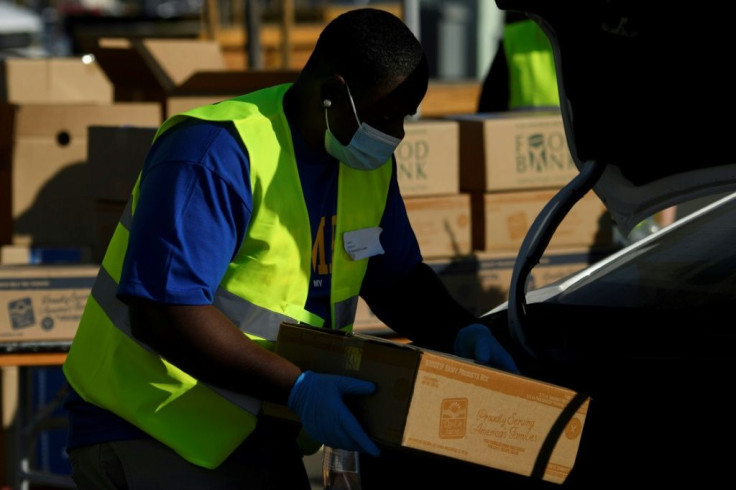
[{"left": 320, "top": 75, "right": 347, "bottom": 106}]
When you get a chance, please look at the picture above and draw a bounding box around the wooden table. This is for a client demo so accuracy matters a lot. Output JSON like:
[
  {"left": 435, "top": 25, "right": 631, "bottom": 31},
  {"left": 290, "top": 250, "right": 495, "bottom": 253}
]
[{"left": 0, "top": 352, "right": 66, "bottom": 368}]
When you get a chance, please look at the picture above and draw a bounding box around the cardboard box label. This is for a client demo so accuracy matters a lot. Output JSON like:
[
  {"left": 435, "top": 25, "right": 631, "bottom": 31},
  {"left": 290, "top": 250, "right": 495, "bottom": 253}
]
[
  {"left": 405, "top": 353, "right": 588, "bottom": 484},
  {"left": 0, "top": 265, "right": 98, "bottom": 343}
]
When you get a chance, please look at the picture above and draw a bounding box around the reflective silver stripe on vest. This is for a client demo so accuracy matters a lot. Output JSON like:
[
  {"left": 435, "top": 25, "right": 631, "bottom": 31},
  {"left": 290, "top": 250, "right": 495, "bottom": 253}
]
[
  {"left": 92, "top": 268, "right": 152, "bottom": 351},
  {"left": 334, "top": 296, "right": 358, "bottom": 330},
  {"left": 92, "top": 268, "right": 261, "bottom": 415},
  {"left": 213, "top": 287, "right": 295, "bottom": 341}
]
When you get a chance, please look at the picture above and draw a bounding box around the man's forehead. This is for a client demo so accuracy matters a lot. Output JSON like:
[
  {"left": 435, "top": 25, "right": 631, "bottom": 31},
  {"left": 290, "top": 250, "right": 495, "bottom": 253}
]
[{"left": 358, "top": 72, "right": 428, "bottom": 113}]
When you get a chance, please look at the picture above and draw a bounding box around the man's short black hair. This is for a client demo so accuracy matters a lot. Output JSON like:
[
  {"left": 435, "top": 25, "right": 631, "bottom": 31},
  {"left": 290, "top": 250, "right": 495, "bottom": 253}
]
[{"left": 308, "top": 8, "right": 426, "bottom": 96}]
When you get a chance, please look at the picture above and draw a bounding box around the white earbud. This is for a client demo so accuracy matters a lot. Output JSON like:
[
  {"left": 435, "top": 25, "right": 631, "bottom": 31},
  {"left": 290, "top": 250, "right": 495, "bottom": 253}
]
[{"left": 323, "top": 99, "right": 332, "bottom": 108}]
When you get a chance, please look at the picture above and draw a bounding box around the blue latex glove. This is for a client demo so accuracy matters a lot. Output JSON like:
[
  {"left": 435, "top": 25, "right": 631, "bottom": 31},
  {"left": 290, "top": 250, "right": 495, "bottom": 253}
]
[
  {"left": 454, "top": 323, "right": 520, "bottom": 374},
  {"left": 287, "top": 370, "right": 380, "bottom": 457}
]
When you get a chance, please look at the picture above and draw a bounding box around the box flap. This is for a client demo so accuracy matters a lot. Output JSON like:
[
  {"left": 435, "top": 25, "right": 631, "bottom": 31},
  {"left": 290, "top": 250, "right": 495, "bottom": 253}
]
[
  {"left": 93, "top": 38, "right": 167, "bottom": 102},
  {"left": 94, "top": 37, "right": 296, "bottom": 102},
  {"left": 171, "top": 70, "right": 299, "bottom": 96},
  {"left": 139, "top": 38, "right": 228, "bottom": 92}
]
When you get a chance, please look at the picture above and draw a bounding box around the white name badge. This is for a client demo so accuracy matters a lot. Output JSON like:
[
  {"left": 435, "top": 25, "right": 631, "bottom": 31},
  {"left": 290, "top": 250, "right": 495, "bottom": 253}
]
[{"left": 343, "top": 227, "right": 385, "bottom": 261}]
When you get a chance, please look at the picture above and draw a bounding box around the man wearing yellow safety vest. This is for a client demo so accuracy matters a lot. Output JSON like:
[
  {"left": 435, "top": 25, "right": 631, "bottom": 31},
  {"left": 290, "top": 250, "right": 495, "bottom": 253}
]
[{"left": 62, "top": 8, "right": 519, "bottom": 489}]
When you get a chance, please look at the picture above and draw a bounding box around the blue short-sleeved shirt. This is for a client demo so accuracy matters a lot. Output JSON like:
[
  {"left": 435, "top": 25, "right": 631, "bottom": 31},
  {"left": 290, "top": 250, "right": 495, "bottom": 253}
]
[{"left": 65, "top": 114, "right": 422, "bottom": 448}]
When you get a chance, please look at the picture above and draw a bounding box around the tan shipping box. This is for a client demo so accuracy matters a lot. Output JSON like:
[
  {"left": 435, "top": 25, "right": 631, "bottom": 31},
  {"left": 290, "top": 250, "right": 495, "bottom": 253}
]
[
  {"left": 453, "top": 112, "right": 578, "bottom": 192},
  {"left": 0, "top": 102, "right": 160, "bottom": 247},
  {"left": 87, "top": 126, "right": 158, "bottom": 261},
  {"left": 92, "top": 38, "right": 299, "bottom": 119},
  {"left": 471, "top": 189, "right": 613, "bottom": 253},
  {"left": 0, "top": 264, "right": 98, "bottom": 344},
  {"left": 275, "top": 322, "right": 590, "bottom": 484},
  {"left": 0, "top": 56, "right": 112, "bottom": 105},
  {"left": 405, "top": 193, "right": 471, "bottom": 258},
  {"left": 396, "top": 119, "right": 459, "bottom": 197}
]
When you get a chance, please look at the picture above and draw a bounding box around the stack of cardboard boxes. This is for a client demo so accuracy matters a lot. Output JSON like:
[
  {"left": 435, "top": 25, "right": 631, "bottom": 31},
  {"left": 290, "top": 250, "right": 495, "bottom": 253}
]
[
  {"left": 0, "top": 55, "right": 161, "bottom": 486},
  {"left": 452, "top": 111, "right": 618, "bottom": 312},
  {"left": 0, "top": 55, "right": 160, "bottom": 345},
  {"left": 454, "top": 111, "right": 614, "bottom": 253},
  {"left": 0, "top": 56, "right": 161, "bottom": 256},
  {"left": 90, "top": 37, "right": 300, "bottom": 121},
  {"left": 353, "top": 110, "right": 620, "bottom": 332}
]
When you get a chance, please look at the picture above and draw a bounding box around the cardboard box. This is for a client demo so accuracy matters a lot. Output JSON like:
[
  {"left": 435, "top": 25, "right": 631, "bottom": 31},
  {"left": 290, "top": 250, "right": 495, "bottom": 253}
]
[
  {"left": 471, "top": 189, "right": 613, "bottom": 252},
  {"left": 275, "top": 322, "right": 590, "bottom": 484},
  {"left": 0, "top": 264, "right": 98, "bottom": 344},
  {"left": 395, "top": 119, "right": 459, "bottom": 197},
  {"left": 0, "top": 57, "right": 113, "bottom": 105},
  {"left": 420, "top": 81, "right": 482, "bottom": 118},
  {"left": 0, "top": 245, "right": 90, "bottom": 265},
  {"left": 353, "top": 247, "right": 616, "bottom": 330},
  {"left": 453, "top": 112, "right": 578, "bottom": 192},
  {"left": 0, "top": 102, "right": 160, "bottom": 247},
  {"left": 405, "top": 193, "right": 471, "bottom": 258},
  {"left": 92, "top": 37, "right": 228, "bottom": 102},
  {"left": 87, "top": 126, "right": 157, "bottom": 202},
  {"left": 92, "top": 38, "right": 299, "bottom": 119}
]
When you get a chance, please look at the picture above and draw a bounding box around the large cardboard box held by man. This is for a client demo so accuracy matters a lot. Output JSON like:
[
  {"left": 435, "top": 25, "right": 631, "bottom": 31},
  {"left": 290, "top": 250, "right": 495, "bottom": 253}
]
[
  {"left": 0, "top": 264, "right": 98, "bottom": 344},
  {"left": 275, "top": 322, "right": 590, "bottom": 484}
]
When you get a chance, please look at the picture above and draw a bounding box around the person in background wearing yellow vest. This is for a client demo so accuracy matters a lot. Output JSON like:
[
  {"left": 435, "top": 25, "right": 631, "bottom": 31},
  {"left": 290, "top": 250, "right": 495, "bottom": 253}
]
[
  {"left": 477, "top": 12, "right": 559, "bottom": 113},
  {"left": 61, "top": 8, "right": 518, "bottom": 490}
]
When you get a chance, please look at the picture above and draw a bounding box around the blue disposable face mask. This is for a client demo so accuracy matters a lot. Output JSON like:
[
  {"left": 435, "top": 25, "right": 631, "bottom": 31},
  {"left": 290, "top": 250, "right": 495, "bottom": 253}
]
[{"left": 324, "top": 83, "right": 401, "bottom": 171}]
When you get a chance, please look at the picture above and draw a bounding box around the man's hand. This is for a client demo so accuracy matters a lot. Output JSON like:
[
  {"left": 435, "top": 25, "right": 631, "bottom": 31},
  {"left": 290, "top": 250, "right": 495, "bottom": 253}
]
[
  {"left": 454, "top": 323, "right": 519, "bottom": 373},
  {"left": 287, "top": 371, "right": 380, "bottom": 456}
]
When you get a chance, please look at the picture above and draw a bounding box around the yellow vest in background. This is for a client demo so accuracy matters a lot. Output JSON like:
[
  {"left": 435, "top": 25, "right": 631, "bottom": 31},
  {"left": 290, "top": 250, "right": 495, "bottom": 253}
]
[{"left": 505, "top": 19, "right": 561, "bottom": 110}]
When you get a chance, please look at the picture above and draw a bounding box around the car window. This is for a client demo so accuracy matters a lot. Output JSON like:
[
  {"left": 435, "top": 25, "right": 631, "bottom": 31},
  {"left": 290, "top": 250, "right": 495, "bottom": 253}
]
[{"left": 555, "top": 193, "right": 736, "bottom": 308}]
